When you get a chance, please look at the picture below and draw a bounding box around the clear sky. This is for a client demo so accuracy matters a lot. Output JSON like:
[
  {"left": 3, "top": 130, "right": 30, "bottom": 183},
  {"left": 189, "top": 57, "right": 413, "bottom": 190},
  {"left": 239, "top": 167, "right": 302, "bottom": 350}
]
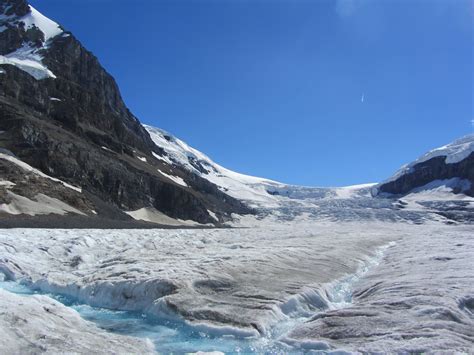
[{"left": 30, "top": 0, "right": 473, "bottom": 187}]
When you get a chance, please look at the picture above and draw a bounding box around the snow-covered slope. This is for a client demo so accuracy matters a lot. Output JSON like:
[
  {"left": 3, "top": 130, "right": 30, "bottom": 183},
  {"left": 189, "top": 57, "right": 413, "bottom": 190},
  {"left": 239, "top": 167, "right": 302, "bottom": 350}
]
[
  {"left": 145, "top": 125, "right": 379, "bottom": 209},
  {"left": 0, "top": 4, "right": 63, "bottom": 79},
  {"left": 145, "top": 125, "right": 285, "bottom": 207}
]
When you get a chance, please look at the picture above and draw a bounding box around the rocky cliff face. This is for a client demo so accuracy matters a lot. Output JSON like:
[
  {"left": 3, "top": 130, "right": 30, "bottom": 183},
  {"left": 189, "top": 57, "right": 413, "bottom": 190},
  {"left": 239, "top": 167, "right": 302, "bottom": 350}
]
[{"left": 0, "top": 0, "right": 252, "bottom": 224}]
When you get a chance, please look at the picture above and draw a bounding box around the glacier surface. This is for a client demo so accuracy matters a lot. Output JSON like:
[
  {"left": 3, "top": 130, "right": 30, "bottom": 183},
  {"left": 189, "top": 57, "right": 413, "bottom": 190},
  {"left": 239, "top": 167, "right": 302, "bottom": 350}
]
[{"left": 0, "top": 217, "right": 472, "bottom": 353}]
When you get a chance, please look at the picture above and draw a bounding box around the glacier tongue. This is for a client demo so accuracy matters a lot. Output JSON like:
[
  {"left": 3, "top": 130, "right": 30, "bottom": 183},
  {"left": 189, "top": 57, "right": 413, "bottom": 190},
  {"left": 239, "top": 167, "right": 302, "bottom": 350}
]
[{"left": 0, "top": 221, "right": 472, "bottom": 353}]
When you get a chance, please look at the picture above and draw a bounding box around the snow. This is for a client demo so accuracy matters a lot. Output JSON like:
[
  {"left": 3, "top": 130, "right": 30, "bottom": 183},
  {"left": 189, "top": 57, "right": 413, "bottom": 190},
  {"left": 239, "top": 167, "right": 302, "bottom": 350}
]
[
  {"left": 145, "top": 124, "right": 298, "bottom": 207},
  {"left": 145, "top": 125, "right": 387, "bottom": 210},
  {"left": 50, "top": 97, "right": 62, "bottom": 102},
  {"left": 384, "top": 134, "right": 474, "bottom": 184},
  {"left": 125, "top": 207, "right": 202, "bottom": 226},
  {"left": 21, "top": 6, "right": 63, "bottom": 41},
  {"left": 0, "top": 152, "right": 82, "bottom": 192},
  {"left": 0, "top": 6, "right": 63, "bottom": 80},
  {"left": 137, "top": 156, "right": 147, "bottom": 162},
  {"left": 207, "top": 209, "right": 218, "bottom": 221},
  {"left": 152, "top": 151, "right": 173, "bottom": 165},
  {"left": 101, "top": 146, "right": 114, "bottom": 153},
  {"left": 157, "top": 169, "right": 188, "bottom": 187},
  {"left": 0, "top": 49, "right": 56, "bottom": 80},
  {"left": 0, "top": 191, "right": 84, "bottom": 216}
]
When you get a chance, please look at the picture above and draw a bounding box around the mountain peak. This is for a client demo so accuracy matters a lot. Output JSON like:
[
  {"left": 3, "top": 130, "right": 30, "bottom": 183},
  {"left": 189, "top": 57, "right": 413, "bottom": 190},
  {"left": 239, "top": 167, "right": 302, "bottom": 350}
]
[
  {"left": 0, "top": 0, "right": 63, "bottom": 51},
  {"left": 0, "top": 1, "right": 63, "bottom": 79}
]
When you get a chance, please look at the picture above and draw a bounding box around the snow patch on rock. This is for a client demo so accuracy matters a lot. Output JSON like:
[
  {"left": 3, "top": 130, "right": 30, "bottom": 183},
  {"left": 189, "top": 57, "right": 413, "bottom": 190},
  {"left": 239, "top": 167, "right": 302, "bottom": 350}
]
[
  {"left": 0, "top": 47, "right": 56, "bottom": 80},
  {"left": 21, "top": 6, "right": 62, "bottom": 41},
  {"left": 0, "top": 152, "right": 82, "bottom": 192},
  {"left": 157, "top": 169, "right": 188, "bottom": 187}
]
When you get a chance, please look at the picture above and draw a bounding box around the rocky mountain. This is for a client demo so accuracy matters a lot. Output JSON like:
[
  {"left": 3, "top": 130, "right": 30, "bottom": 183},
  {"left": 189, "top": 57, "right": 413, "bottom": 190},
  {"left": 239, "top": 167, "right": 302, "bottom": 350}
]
[
  {"left": 0, "top": 0, "right": 253, "bottom": 226},
  {"left": 375, "top": 134, "right": 474, "bottom": 197}
]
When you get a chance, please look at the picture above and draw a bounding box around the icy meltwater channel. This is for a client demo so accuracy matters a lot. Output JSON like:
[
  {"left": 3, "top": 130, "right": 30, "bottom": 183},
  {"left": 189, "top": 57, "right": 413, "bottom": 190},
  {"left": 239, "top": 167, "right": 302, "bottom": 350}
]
[{"left": 0, "top": 244, "right": 392, "bottom": 354}]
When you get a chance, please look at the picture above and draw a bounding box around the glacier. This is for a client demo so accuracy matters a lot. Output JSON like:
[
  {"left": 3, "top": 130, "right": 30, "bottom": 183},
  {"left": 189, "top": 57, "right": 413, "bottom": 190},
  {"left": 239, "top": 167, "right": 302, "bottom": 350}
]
[{"left": 0, "top": 216, "right": 473, "bottom": 353}]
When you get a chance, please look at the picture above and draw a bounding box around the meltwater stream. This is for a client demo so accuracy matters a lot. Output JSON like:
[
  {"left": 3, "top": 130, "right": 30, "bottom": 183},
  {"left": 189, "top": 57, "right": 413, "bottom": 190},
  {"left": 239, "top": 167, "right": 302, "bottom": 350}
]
[
  {"left": 0, "top": 280, "right": 287, "bottom": 354},
  {"left": 0, "top": 243, "right": 394, "bottom": 354}
]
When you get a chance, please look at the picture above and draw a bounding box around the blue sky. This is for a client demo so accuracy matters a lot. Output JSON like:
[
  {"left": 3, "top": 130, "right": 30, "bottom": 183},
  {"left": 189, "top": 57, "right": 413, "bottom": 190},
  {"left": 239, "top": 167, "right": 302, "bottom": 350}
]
[{"left": 31, "top": 0, "right": 473, "bottom": 186}]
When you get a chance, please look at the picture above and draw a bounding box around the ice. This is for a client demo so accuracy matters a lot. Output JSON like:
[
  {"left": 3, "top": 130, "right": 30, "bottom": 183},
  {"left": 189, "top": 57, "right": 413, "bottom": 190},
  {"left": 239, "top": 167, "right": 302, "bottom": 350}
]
[
  {"left": 0, "top": 218, "right": 472, "bottom": 352},
  {"left": 285, "top": 225, "right": 474, "bottom": 352},
  {"left": 0, "top": 288, "right": 154, "bottom": 354}
]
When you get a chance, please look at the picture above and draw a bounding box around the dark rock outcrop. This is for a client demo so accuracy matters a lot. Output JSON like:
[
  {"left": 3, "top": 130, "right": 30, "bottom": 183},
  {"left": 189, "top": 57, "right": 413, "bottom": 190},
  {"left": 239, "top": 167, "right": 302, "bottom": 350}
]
[{"left": 377, "top": 153, "right": 474, "bottom": 197}]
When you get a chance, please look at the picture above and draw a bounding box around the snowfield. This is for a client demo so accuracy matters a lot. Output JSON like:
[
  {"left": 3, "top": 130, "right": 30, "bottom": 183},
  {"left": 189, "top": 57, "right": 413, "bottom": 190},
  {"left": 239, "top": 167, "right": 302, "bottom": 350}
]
[{"left": 0, "top": 218, "right": 473, "bottom": 353}]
